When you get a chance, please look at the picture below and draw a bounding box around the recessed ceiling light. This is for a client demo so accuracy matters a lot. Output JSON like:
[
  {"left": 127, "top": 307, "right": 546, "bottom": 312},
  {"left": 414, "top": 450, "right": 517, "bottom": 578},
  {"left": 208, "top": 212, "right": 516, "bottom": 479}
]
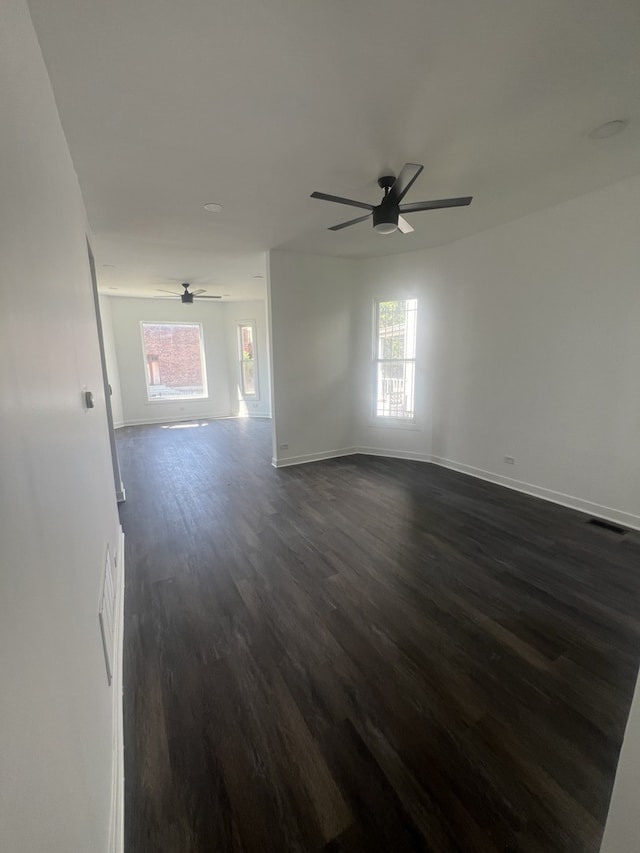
[
  {"left": 108, "top": 286, "right": 119, "bottom": 290},
  {"left": 253, "top": 275, "right": 264, "bottom": 279},
  {"left": 102, "top": 263, "right": 117, "bottom": 268},
  {"left": 589, "top": 119, "right": 628, "bottom": 139},
  {"left": 204, "top": 202, "right": 223, "bottom": 213}
]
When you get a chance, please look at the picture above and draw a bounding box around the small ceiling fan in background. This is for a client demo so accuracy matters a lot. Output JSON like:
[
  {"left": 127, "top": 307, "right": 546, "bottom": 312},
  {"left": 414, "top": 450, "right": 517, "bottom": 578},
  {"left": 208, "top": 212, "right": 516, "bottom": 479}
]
[
  {"left": 311, "top": 163, "right": 472, "bottom": 234},
  {"left": 157, "top": 282, "right": 222, "bottom": 303}
]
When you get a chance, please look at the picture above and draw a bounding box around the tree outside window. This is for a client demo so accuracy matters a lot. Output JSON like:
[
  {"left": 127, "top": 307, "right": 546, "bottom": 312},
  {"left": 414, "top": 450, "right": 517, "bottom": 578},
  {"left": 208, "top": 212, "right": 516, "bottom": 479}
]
[{"left": 238, "top": 321, "right": 259, "bottom": 399}]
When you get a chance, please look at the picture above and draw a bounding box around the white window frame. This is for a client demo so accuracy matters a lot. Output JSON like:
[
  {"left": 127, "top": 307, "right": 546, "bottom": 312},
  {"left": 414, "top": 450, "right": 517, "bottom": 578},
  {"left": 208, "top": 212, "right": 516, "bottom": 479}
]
[
  {"left": 237, "top": 319, "right": 259, "bottom": 400},
  {"left": 140, "top": 321, "right": 209, "bottom": 403},
  {"left": 372, "top": 297, "right": 418, "bottom": 423}
]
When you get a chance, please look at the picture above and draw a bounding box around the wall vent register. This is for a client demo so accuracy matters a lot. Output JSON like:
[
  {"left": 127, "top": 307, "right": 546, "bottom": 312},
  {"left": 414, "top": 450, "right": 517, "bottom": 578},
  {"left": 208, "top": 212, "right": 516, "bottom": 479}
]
[{"left": 587, "top": 518, "right": 627, "bottom": 535}]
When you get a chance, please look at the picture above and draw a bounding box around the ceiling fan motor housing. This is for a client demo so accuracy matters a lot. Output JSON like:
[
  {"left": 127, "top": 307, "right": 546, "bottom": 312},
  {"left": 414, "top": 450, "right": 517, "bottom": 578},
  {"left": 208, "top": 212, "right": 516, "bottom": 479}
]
[
  {"left": 373, "top": 176, "right": 400, "bottom": 233},
  {"left": 373, "top": 201, "right": 399, "bottom": 234},
  {"left": 181, "top": 292, "right": 194, "bottom": 303}
]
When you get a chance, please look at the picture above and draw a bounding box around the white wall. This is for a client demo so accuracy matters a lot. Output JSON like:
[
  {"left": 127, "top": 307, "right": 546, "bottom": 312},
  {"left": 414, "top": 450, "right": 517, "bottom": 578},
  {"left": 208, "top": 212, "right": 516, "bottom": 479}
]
[
  {"left": 0, "top": 1, "right": 122, "bottom": 850},
  {"left": 601, "top": 671, "right": 640, "bottom": 852},
  {"left": 272, "top": 176, "right": 640, "bottom": 523},
  {"left": 109, "top": 296, "right": 232, "bottom": 425},
  {"left": 354, "top": 175, "right": 640, "bottom": 527},
  {"left": 223, "top": 300, "right": 272, "bottom": 418},
  {"left": 99, "top": 295, "right": 125, "bottom": 428},
  {"left": 268, "top": 250, "right": 359, "bottom": 465}
]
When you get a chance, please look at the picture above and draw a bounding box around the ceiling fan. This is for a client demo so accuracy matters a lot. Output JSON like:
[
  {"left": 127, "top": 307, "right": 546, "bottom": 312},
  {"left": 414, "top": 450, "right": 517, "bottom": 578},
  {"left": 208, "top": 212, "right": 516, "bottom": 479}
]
[
  {"left": 311, "top": 163, "right": 472, "bottom": 234},
  {"left": 157, "top": 282, "right": 222, "bottom": 303}
]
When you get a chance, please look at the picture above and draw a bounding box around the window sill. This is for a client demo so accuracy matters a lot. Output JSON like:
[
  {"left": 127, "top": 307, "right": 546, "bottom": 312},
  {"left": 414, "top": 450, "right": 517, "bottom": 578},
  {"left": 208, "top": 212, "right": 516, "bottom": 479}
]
[
  {"left": 369, "top": 418, "right": 421, "bottom": 431},
  {"left": 144, "top": 396, "right": 209, "bottom": 405}
]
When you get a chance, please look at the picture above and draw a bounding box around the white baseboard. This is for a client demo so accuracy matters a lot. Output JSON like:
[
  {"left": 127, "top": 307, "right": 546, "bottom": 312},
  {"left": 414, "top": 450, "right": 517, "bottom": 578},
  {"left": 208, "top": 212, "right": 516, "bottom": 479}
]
[
  {"left": 273, "top": 444, "right": 640, "bottom": 531},
  {"left": 233, "top": 409, "right": 272, "bottom": 419},
  {"left": 108, "top": 526, "right": 125, "bottom": 853},
  {"left": 429, "top": 454, "right": 640, "bottom": 532},
  {"left": 272, "top": 447, "right": 359, "bottom": 468},
  {"left": 354, "top": 445, "right": 432, "bottom": 463}
]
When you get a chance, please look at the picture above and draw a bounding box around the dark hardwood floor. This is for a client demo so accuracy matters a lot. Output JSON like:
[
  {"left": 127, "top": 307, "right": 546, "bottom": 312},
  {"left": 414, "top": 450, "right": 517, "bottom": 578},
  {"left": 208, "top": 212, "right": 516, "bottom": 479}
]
[{"left": 118, "top": 418, "right": 640, "bottom": 852}]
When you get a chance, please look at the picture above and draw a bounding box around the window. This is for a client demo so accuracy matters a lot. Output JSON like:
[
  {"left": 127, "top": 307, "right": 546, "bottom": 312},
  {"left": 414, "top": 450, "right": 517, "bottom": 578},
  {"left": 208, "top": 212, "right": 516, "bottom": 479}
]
[
  {"left": 374, "top": 298, "right": 417, "bottom": 420},
  {"left": 238, "top": 321, "right": 259, "bottom": 399},
  {"left": 141, "top": 322, "right": 208, "bottom": 401}
]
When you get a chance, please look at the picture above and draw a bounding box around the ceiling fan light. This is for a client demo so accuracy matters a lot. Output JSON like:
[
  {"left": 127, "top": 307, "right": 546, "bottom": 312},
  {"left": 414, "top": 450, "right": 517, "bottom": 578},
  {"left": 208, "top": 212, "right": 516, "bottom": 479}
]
[{"left": 373, "top": 221, "right": 398, "bottom": 234}]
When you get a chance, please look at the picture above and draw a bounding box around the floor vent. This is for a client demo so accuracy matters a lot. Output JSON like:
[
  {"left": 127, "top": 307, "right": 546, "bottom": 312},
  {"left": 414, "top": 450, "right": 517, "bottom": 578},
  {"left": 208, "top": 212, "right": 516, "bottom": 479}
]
[{"left": 587, "top": 518, "right": 627, "bottom": 535}]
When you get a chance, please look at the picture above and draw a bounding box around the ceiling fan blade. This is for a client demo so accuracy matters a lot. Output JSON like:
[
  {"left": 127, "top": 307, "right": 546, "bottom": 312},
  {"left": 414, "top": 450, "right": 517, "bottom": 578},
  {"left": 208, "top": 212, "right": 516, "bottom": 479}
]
[
  {"left": 400, "top": 196, "right": 473, "bottom": 213},
  {"left": 387, "top": 163, "right": 424, "bottom": 205},
  {"left": 157, "top": 288, "right": 181, "bottom": 295},
  {"left": 328, "top": 213, "right": 372, "bottom": 231},
  {"left": 397, "top": 216, "right": 414, "bottom": 234},
  {"left": 191, "top": 289, "right": 206, "bottom": 295},
  {"left": 311, "top": 191, "right": 373, "bottom": 211},
  {"left": 197, "top": 295, "right": 222, "bottom": 299}
]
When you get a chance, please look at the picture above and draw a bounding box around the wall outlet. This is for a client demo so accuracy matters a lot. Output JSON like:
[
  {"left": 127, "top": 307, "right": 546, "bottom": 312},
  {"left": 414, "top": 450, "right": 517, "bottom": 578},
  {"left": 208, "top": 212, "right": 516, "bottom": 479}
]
[
  {"left": 504, "top": 455, "right": 515, "bottom": 464},
  {"left": 279, "top": 443, "right": 289, "bottom": 450}
]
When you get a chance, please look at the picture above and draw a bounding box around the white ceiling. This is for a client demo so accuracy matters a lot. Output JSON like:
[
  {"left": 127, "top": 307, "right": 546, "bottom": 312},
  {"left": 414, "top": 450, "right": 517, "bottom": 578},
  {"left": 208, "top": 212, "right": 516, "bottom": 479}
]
[{"left": 27, "top": 0, "right": 640, "bottom": 299}]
